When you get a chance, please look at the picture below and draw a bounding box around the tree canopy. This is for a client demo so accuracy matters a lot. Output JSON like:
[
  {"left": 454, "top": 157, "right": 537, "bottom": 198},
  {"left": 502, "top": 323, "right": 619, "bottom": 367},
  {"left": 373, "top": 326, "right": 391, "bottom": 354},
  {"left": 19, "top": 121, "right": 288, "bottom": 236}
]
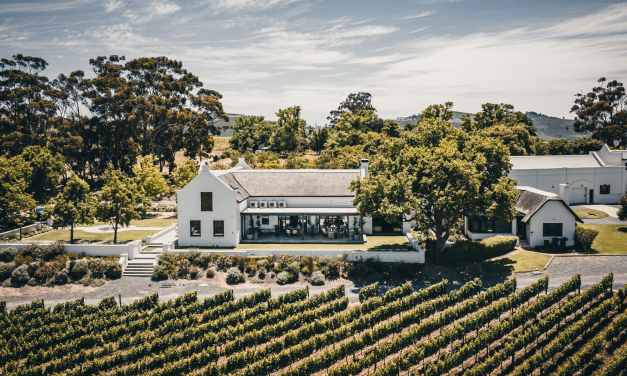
[
  {"left": 270, "top": 106, "right": 307, "bottom": 153},
  {"left": 351, "top": 107, "right": 518, "bottom": 252},
  {"left": 47, "top": 174, "right": 95, "bottom": 243},
  {"left": 0, "top": 154, "right": 35, "bottom": 229},
  {"left": 229, "top": 115, "right": 277, "bottom": 152},
  {"left": 571, "top": 77, "right": 627, "bottom": 146}
]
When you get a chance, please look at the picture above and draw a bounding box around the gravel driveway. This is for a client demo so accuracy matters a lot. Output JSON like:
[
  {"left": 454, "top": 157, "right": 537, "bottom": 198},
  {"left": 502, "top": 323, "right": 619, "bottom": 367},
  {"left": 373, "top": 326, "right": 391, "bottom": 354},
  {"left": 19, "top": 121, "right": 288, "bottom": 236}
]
[{"left": 3, "top": 255, "right": 627, "bottom": 311}]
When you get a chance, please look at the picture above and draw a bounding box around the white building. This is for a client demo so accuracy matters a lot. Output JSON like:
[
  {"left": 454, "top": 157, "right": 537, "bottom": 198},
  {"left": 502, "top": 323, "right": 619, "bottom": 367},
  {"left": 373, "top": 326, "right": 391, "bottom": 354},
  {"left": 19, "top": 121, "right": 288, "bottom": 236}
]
[
  {"left": 509, "top": 144, "right": 627, "bottom": 205},
  {"left": 177, "top": 159, "right": 411, "bottom": 248},
  {"left": 464, "top": 186, "right": 582, "bottom": 248}
]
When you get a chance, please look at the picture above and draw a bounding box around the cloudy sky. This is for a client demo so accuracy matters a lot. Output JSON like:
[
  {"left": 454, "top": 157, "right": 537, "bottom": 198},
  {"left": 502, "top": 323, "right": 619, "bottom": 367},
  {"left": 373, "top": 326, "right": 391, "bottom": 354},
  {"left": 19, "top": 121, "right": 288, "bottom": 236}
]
[{"left": 2, "top": 0, "right": 626, "bottom": 125}]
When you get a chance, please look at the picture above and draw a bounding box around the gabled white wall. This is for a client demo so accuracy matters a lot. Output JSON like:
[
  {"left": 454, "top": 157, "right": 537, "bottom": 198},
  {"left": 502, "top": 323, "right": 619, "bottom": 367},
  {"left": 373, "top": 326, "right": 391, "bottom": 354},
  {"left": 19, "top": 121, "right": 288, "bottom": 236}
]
[
  {"left": 177, "top": 169, "right": 239, "bottom": 247},
  {"left": 527, "top": 201, "right": 576, "bottom": 248}
]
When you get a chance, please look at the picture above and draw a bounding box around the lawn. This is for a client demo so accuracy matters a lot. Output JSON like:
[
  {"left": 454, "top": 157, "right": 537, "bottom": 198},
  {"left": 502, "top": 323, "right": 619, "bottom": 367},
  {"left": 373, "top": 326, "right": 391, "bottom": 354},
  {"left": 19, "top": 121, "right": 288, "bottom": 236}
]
[
  {"left": 29, "top": 229, "right": 160, "bottom": 244},
  {"left": 214, "top": 137, "right": 231, "bottom": 151},
  {"left": 92, "top": 217, "right": 177, "bottom": 228},
  {"left": 572, "top": 208, "right": 609, "bottom": 219},
  {"left": 482, "top": 250, "right": 552, "bottom": 274},
  {"left": 577, "top": 223, "right": 627, "bottom": 254}
]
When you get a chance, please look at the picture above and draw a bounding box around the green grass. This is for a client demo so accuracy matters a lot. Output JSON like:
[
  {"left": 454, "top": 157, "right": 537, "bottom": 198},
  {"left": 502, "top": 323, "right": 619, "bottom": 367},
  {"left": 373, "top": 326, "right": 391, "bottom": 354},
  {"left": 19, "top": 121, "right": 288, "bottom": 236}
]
[
  {"left": 573, "top": 209, "right": 609, "bottom": 219},
  {"left": 577, "top": 224, "right": 627, "bottom": 254},
  {"left": 142, "top": 247, "right": 160, "bottom": 252},
  {"left": 92, "top": 218, "right": 177, "bottom": 227},
  {"left": 29, "top": 229, "right": 160, "bottom": 244},
  {"left": 214, "top": 137, "right": 231, "bottom": 151},
  {"left": 231, "top": 236, "right": 410, "bottom": 251},
  {"left": 482, "top": 250, "right": 552, "bottom": 274}
]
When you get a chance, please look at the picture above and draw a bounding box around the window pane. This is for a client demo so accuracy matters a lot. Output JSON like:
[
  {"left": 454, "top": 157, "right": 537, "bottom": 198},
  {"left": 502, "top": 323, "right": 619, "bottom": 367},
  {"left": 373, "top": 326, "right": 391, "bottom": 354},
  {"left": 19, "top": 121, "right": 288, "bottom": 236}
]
[
  {"left": 543, "top": 223, "right": 563, "bottom": 237},
  {"left": 495, "top": 220, "right": 511, "bottom": 233},
  {"left": 480, "top": 220, "right": 487, "bottom": 233},
  {"left": 214, "top": 220, "right": 224, "bottom": 237},
  {"left": 201, "top": 192, "right": 213, "bottom": 211},
  {"left": 262, "top": 216, "right": 269, "bottom": 225},
  {"left": 190, "top": 220, "right": 201, "bottom": 237},
  {"left": 471, "top": 219, "right": 479, "bottom": 233}
]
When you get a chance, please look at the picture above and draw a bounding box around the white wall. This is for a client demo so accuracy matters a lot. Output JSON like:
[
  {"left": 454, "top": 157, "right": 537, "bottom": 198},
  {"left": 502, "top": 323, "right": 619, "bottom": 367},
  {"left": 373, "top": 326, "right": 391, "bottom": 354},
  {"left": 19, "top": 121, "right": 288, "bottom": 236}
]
[
  {"left": 0, "top": 241, "right": 142, "bottom": 258},
  {"left": 527, "top": 201, "right": 576, "bottom": 247},
  {"left": 509, "top": 167, "right": 625, "bottom": 204},
  {"left": 177, "top": 168, "right": 239, "bottom": 247}
]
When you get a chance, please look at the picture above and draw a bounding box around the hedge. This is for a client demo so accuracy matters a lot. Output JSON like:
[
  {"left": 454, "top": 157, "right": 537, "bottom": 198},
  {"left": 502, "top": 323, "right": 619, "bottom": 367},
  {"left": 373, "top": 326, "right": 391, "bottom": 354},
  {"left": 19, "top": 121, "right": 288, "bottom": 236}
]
[{"left": 427, "top": 235, "right": 517, "bottom": 265}]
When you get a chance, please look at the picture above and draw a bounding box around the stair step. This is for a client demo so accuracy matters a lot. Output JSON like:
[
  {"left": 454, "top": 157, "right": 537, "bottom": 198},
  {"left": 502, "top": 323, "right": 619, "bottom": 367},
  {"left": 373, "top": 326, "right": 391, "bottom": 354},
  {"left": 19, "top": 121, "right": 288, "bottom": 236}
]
[{"left": 122, "top": 273, "right": 152, "bottom": 277}]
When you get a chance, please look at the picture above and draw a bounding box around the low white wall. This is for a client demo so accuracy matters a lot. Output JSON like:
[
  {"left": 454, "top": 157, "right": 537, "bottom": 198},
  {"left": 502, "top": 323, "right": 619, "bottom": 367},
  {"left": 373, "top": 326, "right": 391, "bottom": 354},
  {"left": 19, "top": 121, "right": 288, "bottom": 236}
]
[
  {"left": 169, "top": 248, "right": 425, "bottom": 263},
  {"left": 119, "top": 253, "right": 128, "bottom": 272},
  {"left": 0, "top": 241, "right": 143, "bottom": 259},
  {"left": 0, "top": 223, "right": 43, "bottom": 238},
  {"left": 148, "top": 224, "right": 177, "bottom": 245}
]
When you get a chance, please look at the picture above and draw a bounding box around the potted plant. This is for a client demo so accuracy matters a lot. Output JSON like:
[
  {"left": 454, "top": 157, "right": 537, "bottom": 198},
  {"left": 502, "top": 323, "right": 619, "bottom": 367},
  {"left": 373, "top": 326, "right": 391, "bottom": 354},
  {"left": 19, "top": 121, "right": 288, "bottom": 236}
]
[
  {"left": 354, "top": 228, "right": 361, "bottom": 241},
  {"left": 253, "top": 230, "right": 258, "bottom": 240},
  {"left": 560, "top": 237, "right": 568, "bottom": 248},
  {"left": 256, "top": 215, "right": 261, "bottom": 229},
  {"left": 307, "top": 216, "right": 313, "bottom": 237},
  {"left": 246, "top": 229, "right": 253, "bottom": 240}
]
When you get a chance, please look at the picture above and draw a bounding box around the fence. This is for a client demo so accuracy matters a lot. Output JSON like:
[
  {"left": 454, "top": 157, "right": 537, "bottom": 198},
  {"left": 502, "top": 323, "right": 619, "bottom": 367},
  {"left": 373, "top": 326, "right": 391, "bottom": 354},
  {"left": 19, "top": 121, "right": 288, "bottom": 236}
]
[{"left": 0, "top": 223, "right": 45, "bottom": 240}]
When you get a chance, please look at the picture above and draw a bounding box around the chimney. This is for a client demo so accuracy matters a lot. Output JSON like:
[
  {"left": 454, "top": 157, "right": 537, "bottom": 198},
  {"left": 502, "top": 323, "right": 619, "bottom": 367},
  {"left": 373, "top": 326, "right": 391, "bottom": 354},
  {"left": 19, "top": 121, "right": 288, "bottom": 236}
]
[
  {"left": 238, "top": 158, "right": 246, "bottom": 164},
  {"left": 200, "top": 162, "right": 211, "bottom": 172},
  {"left": 360, "top": 159, "right": 369, "bottom": 179}
]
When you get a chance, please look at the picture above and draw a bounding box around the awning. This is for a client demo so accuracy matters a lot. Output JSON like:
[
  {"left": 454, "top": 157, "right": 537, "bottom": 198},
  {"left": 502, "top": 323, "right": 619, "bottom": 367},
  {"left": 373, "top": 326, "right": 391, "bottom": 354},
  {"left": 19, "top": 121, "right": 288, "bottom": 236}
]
[{"left": 241, "top": 207, "right": 359, "bottom": 215}]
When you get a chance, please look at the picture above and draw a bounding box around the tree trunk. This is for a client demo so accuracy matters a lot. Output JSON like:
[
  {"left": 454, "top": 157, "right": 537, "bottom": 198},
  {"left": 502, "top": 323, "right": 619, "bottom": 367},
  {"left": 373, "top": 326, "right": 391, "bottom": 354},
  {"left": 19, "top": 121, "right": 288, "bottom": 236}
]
[
  {"left": 70, "top": 223, "right": 74, "bottom": 244},
  {"left": 114, "top": 216, "right": 119, "bottom": 244}
]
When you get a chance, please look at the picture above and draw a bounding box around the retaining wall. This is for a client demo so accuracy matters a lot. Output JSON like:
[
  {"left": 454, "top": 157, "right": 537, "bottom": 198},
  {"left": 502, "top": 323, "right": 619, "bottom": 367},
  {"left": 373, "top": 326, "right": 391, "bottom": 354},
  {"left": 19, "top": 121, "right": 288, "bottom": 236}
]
[{"left": 0, "top": 241, "right": 142, "bottom": 259}]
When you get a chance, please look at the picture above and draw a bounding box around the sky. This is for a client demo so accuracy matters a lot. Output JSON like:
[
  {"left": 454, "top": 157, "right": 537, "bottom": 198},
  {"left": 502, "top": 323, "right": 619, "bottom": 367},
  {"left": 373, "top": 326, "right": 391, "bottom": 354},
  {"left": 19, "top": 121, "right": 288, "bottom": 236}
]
[{"left": 1, "top": 0, "right": 627, "bottom": 126}]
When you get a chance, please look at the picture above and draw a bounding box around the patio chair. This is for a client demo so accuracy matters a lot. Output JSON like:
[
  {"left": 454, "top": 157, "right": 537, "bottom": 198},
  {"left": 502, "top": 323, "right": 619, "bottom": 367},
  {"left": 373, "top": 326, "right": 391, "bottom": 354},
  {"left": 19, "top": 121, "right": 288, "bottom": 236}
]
[
  {"left": 293, "top": 230, "right": 298, "bottom": 235},
  {"left": 286, "top": 229, "right": 291, "bottom": 237}
]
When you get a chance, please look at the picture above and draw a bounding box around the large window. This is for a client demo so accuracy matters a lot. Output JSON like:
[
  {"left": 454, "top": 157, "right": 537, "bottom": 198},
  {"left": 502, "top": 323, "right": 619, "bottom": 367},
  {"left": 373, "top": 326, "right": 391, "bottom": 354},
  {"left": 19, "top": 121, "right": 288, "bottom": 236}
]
[
  {"left": 600, "top": 184, "right": 610, "bottom": 195},
  {"left": 213, "top": 220, "right": 224, "bottom": 237},
  {"left": 468, "top": 217, "right": 511, "bottom": 234},
  {"left": 262, "top": 216, "right": 269, "bottom": 225},
  {"left": 190, "top": 220, "right": 201, "bottom": 237},
  {"left": 201, "top": 192, "right": 213, "bottom": 211},
  {"left": 543, "top": 223, "right": 563, "bottom": 237}
]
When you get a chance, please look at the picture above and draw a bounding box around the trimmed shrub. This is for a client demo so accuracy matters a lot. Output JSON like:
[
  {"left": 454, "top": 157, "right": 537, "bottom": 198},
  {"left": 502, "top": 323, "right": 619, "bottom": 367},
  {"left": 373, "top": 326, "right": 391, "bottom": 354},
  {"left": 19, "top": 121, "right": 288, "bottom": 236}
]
[
  {"left": 185, "top": 249, "right": 202, "bottom": 266},
  {"left": 66, "top": 252, "right": 79, "bottom": 260},
  {"left": 276, "top": 271, "right": 290, "bottom": 285},
  {"left": 359, "top": 282, "right": 379, "bottom": 303},
  {"left": 177, "top": 259, "right": 192, "bottom": 278},
  {"left": 89, "top": 278, "right": 106, "bottom": 287},
  {"left": 0, "top": 247, "right": 18, "bottom": 262},
  {"left": 55, "top": 271, "right": 69, "bottom": 285},
  {"left": 88, "top": 259, "right": 107, "bottom": 278},
  {"left": 206, "top": 269, "right": 215, "bottom": 278},
  {"left": 15, "top": 255, "right": 33, "bottom": 266},
  {"left": 35, "top": 263, "right": 55, "bottom": 280},
  {"left": 277, "top": 254, "right": 293, "bottom": 269},
  {"left": 266, "top": 254, "right": 276, "bottom": 264},
  {"left": 152, "top": 264, "right": 170, "bottom": 280},
  {"left": 226, "top": 267, "right": 243, "bottom": 284},
  {"left": 212, "top": 253, "right": 229, "bottom": 270},
  {"left": 189, "top": 267, "right": 199, "bottom": 279},
  {"left": 104, "top": 260, "right": 122, "bottom": 279},
  {"left": 2, "top": 279, "right": 10, "bottom": 287},
  {"left": 11, "top": 265, "right": 30, "bottom": 285},
  {"left": 52, "top": 255, "right": 68, "bottom": 271},
  {"left": 200, "top": 252, "right": 212, "bottom": 267},
  {"left": 41, "top": 242, "right": 64, "bottom": 261},
  {"left": 300, "top": 255, "right": 314, "bottom": 274},
  {"left": 309, "top": 271, "right": 325, "bottom": 286},
  {"left": 427, "top": 235, "right": 517, "bottom": 265},
  {"left": 27, "top": 278, "right": 38, "bottom": 286},
  {"left": 258, "top": 270, "right": 266, "bottom": 279},
  {"left": 257, "top": 259, "right": 268, "bottom": 271},
  {"left": 20, "top": 244, "right": 40, "bottom": 258},
  {"left": 71, "top": 260, "right": 89, "bottom": 279},
  {"left": 0, "top": 262, "right": 15, "bottom": 280},
  {"left": 575, "top": 227, "right": 599, "bottom": 252},
  {"left": 322, "top": 258, "right": 342, "bottom": 278}
]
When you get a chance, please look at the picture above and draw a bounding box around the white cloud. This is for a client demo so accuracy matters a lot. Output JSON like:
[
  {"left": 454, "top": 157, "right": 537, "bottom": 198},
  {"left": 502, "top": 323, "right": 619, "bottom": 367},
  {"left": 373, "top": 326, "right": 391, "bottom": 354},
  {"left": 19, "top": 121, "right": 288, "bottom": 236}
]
[
  {"left": 206, "top": 0, "right": 303, "bottom": 12},
  {"left": 397, "top": 11, "right": 436, "bottom": 21},
  {"left": 103, "top": 0, "right": 123, "bottom": 12},
  {"left": 123, "top": 0, "right": 180, "bottom": 23}
]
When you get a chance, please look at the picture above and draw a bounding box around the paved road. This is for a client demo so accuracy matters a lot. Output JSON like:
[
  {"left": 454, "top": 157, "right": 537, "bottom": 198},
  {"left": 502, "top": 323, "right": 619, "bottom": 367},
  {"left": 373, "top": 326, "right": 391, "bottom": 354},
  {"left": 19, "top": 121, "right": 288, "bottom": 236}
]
[{"left": 2, "top": 255, "right": 626, "bottom": 311}]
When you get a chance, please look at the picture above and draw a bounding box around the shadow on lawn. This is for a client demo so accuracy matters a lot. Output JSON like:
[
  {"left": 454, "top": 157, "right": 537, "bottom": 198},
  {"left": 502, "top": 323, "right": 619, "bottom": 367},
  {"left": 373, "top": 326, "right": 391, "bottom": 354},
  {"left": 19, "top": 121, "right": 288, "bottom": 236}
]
[
  {"left": 617, "top": 227, "right": 627, "bottom": 233},
  {"left": 481, "top": 258, "right": 515, "bottom": 274}
]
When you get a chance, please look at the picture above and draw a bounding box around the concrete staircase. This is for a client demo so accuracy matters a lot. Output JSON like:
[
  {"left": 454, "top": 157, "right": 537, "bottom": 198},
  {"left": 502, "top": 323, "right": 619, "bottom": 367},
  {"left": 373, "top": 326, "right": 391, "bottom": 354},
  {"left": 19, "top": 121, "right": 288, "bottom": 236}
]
[{"left": 122, "top": 253, "right": 159, "bottom": 277}]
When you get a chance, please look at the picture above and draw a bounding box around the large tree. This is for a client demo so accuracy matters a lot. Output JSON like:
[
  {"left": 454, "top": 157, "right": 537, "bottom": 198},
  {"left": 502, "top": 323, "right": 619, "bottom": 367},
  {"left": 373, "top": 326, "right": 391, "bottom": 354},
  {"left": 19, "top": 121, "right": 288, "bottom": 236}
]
[
  {"left": 0, "top": 154, "right": 35, "bottom": 230},
  {"left": 351, "top": 110, "right": 518, "bottom": 252},
  {"left": 48, "top": 174, "right": 96, "bottom": 243},
  {"left": 461, "top": 103, "right": 537, "bottom": 155},
  {"left": 571, "top": 77, "right": 627, "bottom": 145},
  {"left": 170, "top": 158, "right": 198, "bottom": 190},
  {"left": 95, "top": 165, "right": 149, "bottom": 244},
  {"left": 270, "top": 106, "right": 307, "bottom": 153},
  {"left": 20, "top": 145, "right": 65, "bottom": 203},
  {"left": 229, "top": 115, "right": 277, "bottom": 152},
  {"left": 0, "top": 54, "right": 63, "bottom": 156},
  {"left": 327, "top": 92, "right": 379, "bottom": 128},
  {"left": 133, "top": 154, "right": 169, "bottom": 200}
]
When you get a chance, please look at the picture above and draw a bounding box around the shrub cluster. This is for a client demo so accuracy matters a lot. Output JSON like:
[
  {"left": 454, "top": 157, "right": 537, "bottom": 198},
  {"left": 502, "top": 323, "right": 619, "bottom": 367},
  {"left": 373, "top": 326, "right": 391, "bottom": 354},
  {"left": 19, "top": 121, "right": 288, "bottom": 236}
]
[
  {"left": 427, "top": 236, "right": 517, "bottom": 265},
  {"left": 575, "top": 226, "right": 599, "bottom": 252}
]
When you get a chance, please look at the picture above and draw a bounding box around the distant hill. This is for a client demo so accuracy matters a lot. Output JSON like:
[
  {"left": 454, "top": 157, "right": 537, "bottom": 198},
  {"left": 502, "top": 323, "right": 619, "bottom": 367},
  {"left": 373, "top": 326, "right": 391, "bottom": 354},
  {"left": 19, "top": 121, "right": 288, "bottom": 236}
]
[
  {"left": 394, "top": 111, "right": 581, "bottom": 141},
  {"left": 212, "top": 113, "right": 243, "bottom": 137}
]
